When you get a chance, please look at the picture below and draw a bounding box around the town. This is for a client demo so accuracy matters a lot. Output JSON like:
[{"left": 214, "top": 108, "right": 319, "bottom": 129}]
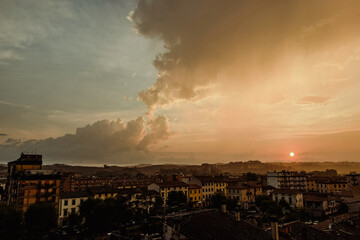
[{"left": 0, "top": 152, "right": 359, "bottom": 239}]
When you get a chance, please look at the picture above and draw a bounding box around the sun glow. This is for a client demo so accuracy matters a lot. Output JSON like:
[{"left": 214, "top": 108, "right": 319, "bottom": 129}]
[{"left": 290, "top": 152, "right": 295, "bottom": 157}]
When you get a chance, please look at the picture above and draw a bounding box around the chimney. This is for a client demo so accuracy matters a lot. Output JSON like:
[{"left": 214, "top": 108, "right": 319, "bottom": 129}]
[
  {"left": 221, "top": 204, "right": 226, "bottom": 213},
  {"left": 271, "top": 222, "right": 279, "bottom": 240},
  {"left": 235, "top": 212, "right": 240, "bottom": 221}
]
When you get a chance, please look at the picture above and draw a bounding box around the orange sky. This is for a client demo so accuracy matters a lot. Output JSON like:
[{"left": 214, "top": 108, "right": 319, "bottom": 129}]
[{"left": 1, "top": 0, "right": 360, "bottom": 164}]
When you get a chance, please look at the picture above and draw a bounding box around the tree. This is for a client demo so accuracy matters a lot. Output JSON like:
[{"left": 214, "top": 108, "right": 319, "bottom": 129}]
[
  {"left": 67, "top": 211, "right": 82, "bottom": 228},
  {"left": 0, "top": 203, "right": 23, "bottom": 240},
  {"left": 167, "top": 191, "right": 187, "bottom": 207},
  {"left": 244, "top": 172, "right": 258, "bottom": 181},
  {"left": 24, "top": 202, "right": 58, "bottom": 239},
  {"left": 279, "top": 199, "right": 291, "bottom": 210},
  {"left": 255, "top": 195, "right": 270, "bottom": 207},
  {"left": 79, "top": 197, "right": 132, "bottom": 235},
  {"left": 210, "top": 192, "right": 227, "bottom": 209}
]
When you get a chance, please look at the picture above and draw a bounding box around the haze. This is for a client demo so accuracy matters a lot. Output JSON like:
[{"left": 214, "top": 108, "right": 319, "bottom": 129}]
[{"left": 1, "top": 0, "right": 360, "bottom": 164}]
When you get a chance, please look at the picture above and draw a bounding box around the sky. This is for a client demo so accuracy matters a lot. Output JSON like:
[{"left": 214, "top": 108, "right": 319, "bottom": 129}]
[{"left": 1, "top": 0, "right": 360, "bottom": 165}]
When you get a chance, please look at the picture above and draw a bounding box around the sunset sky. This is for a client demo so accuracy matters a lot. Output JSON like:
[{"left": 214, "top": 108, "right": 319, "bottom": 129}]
[{"left": 1, "top": 0, "right": 360, "bottom": 164}]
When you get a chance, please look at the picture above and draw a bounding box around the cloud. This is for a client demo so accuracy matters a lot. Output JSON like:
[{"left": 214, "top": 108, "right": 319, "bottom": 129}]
[
  {"left": 132, "top": 0, "right": 360, "bottom": 112},
  {"left": 297, "top": 96, "right": 329, "bottom": 106},
  {"left": 137, "top": 115, "right": 172, "bottom": 151},
  {"left": 0, "top": 116, "right": 171, "bottom": 164}
]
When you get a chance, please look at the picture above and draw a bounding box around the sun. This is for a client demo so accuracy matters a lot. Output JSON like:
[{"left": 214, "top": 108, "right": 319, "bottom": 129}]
[{"left": 289, "top": 152, "right": 295, "bottom": 157}]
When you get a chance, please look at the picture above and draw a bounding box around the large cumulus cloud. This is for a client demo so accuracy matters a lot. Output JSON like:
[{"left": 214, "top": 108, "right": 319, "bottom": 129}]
[
  {"left": 131, "top": 0, "right": 360, "bottom": 112},
  {"left": 0, "top": 116, "right": 171, "bottom": 164}
]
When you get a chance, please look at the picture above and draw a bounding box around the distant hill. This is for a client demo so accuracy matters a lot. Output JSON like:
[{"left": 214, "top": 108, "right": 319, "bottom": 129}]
[{"left": 40, "top": 160, "right": 360, "bottom": 177}]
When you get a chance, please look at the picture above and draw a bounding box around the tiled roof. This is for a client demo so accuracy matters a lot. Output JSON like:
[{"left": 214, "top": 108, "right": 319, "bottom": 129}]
[
  {"left": 303, "top": 194, "right": 328, "bottom": 202},
  {"left": 227, "top": 185, "right": 249, "bottom": 189},
  {"left": 156, "top": 181, "right": 188, "bottom": 187},
  {"left": 272, "top": 188, "right": 303, "bottom": 195},
  {"left": 167, "top": 211, "right": 272, "bottom": 240},
  {"left": 88, "top": 186, "right": 118, "bottom": 194},
  {"left": 188, "top": 184, "right": 201, "bottom": 189},
  {"left": 279, "top": 222, "right": 340, "bottom": 240},
  {"left": 60, "top": 191, "right": 91, "bottom": 199}
]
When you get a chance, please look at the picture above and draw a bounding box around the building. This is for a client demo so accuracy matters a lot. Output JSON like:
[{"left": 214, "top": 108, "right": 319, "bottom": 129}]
[
  {"left": 307, "top": 177, "right": 348, "bottom": 194},
  {"left": 5, "top": 153, "right": 61, "bottom": 211},
  {"left": 303, "top": 194, "right": 337, "bottom": 217},
  {"left": 346, "top": 172, "right": 360, "bottom": 190},
  {"left": 148, "top": 181, "right": 188, "bottom": 204},
  {"left": 164, "top": 210, "right": 272, "bottom": 240},
  {"left": 272, "top": 188, "right": 304, "bottom": 208},
  {"left": 58, "top": 191, "right": 91, "bottom": 224},
  {"left": 188, "top": 184, "right": 202, "bottom": 205},
  {"left": 89, "top": 186, "right": 119, "bottom": 199},
  {"left": 189, "top": 176, "right": 215, "bottom": 202},
  {"left": 226, "top": 185, "right": 255, "bottom": 204},
  {"left": 267, "top": 171, "right": 307, "bottom": 190}
]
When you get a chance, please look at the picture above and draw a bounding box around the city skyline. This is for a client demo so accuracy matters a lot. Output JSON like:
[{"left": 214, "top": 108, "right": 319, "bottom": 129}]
[{"left": 1, "top": 0, "right": 360, "bottom": 164}]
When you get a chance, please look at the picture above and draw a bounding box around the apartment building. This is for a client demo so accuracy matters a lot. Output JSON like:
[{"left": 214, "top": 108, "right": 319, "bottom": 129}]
[
  {"left": 267, "top": 171, "right": 307, "bottom": 190},
  {"left": 5, "top": 153, "right": 61, "bottom": 211},
  {"left": 188, "top": 184, "right": 202, "bottom": 204},
  {"left": 59, "top": 191, "right": 90, "bottom": 224},
  {"left": 226, "top": 185, "right": 255, "bottom": 204},
  {"left": 346, "top": 172, "right": 360, "bottom": 190},
  {"left": 148, "top": 181, "right": 189, "bottom": 204},
  {"left": 272, "top": 188, "right": 304, "bottom": 208},
  {"left": 306, "top": 177, "right": 348, "bottom": 193}
]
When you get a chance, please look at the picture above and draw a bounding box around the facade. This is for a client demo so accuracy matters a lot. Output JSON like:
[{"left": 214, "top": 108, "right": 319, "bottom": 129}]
[
  {"left": 5, "top": 153, "right": 61, "bottom": 211},
  {"left": 226, "top": 185, "right": 255, "bottom": 204},
  {"left": 267, "top": 171, "right": 307, "bottom": 190},
  {"left": 58, "top": 191, "right": 90, "bottom": 224},
  {"left": 346, "top": 172, "right": 360, "bottom": 190},
  {"left": 89, "top": 186, "right": 119, "bottom": 199},
  {"left": 189, "top": 177, "right": 214, "bottom": 201},
  {"left": 307, "top": 177, "right": 348, "bottom": 193},
  {"left": 188, "top": 184, "right": 202, "bottom": 204},
  {"left": 148, "top": 181, "right": 189, "bottom": 204},
  {"left": 272, "top": 188, "right": 304, "bottom": 208},
  {"left": 303, "top": 194, "right": 337, "bottom": 217}
]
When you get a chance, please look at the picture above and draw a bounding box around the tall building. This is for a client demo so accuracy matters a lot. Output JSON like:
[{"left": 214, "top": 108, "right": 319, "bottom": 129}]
[
  {"left": 5, "top": 153, "right": 61, "bottom": 211},
  {"left": 267, "top": 171, "right": 307, "bottom": 190}
]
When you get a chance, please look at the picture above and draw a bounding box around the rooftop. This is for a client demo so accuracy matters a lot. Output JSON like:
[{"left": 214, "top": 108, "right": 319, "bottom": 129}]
[
  {"left": 156, "top": 181, "right": 189, "bottom": 187},
  {"left": 272, "top": 188, "right": 303, "bottom": 195},
  {"left": 167, "top": 211, "right": 272, "bottom": 240}
]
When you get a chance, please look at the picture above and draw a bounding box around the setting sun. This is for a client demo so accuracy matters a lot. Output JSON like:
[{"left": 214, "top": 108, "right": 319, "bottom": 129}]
[{"left": 290, "top": 152, "right": 295, "bottom": 157}]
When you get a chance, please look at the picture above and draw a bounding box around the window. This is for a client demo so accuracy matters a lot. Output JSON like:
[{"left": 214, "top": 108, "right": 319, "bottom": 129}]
[
  {"left": 162, "top": 192, "right": 164, "bottom": 197},
  {"left": 63, "top": 209, "right": 68, "bottom": 216},
  {"left": 72, "top": 199, "right": 76, "bottom": 205},
  {"left": 64, "top": 200, "right": 68, "bottom": 206}
]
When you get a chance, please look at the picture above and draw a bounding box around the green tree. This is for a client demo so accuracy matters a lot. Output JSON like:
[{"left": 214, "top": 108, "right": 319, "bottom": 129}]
[
  {"left": 24, "top": 202, "right": 57, "bottom": 239},
  {"left": 0, "top": 203, "right": 23, "bottom": 240},
  {"left": 167, "top": 191, "right": 187, "bottom": 207}
]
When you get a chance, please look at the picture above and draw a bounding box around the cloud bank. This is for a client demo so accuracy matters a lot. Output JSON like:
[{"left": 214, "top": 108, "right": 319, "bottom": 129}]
[
  {"left": 132, "top": 0, "right": 360, "bottom": 112},
  {"left": 0, "top": 116, "right": 171, "bottom": 164}
]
